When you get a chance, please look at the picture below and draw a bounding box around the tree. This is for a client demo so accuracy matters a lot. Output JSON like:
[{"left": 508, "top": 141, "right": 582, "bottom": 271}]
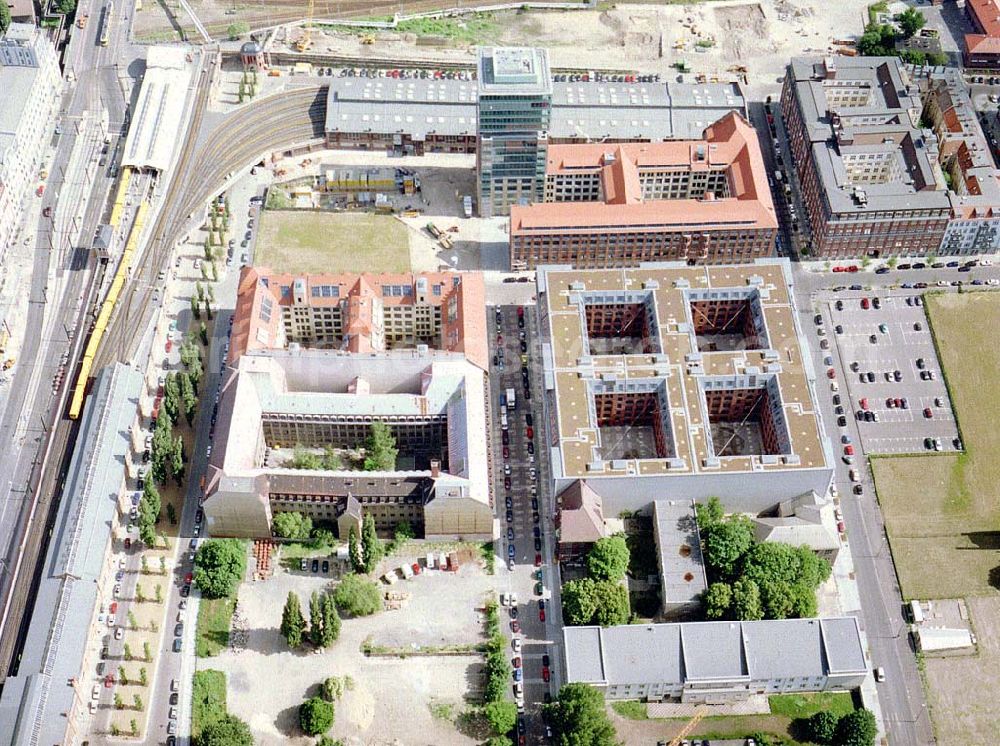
[
  {"left": 543, "top": 683, "right": 618, "bottom": 746},
  {"left": 119, "top": 666, "right": 128, "bottom": 685},
  {"left": 193, "top": 539, "right": 247, "bottom": 599},
  {"left": 561, "top": 578, "right": 599, "bottom": 625},
  {"left": 363, "top": 421, "right": 398, "bottom": 471},
  {"left": 484, "top": 738, "right": 513, "bottom": 746},
  {"left": 114, "top": 693, "right": 124, "bottom": 709},
  {"left": 361, "top": 513, "right": 382, "bottom": 574},
  {"left": 703, "top": 582, "right": 733, "bottom": 620},
  {"left": 895, "top": 7, "right": 926, "bottom": 38},
  {"left": 191, "top": 295, "right": 201, "bottom": 320},
  {"left": 227, "top": 21, "right": 250, "bottom": 39},
  {"left": 198, "top": 714, "right": 254, "bottom": 746},
  {"left": 143, "top": 641, "right": 151, "bottom": 661},
  {"left": 299, "top": 696, "right": 335, "bottom": 736},
  {"left": 133, "top": 693, "right": 144, "bottom": 711},
  {"left": 835, "top": 709, "right": 878, "bottom": 746},
  {"left": 348, "top": 526, "right": 363, "bottom": 573},
  {"left": 804, "top": 710, "right": 840, "bottom": 744},
  {"left": 151, "top": 412, "right": 173, "bottom": 484},
  {"left": 172, "top": 436, "right": 186, "bottom": 485},
  {"left": 0, "top": 2, "right": 12, "bottom": 35},
  {"left": 758, "top": 578, "right": 794, "bottom": 620},
  {"left": 167, "top": 503, "right": 177, "bottom": 525},
  {"left": 333, "top": 573, "right": 381, "bottom": 616},
  {"left": 320, "top": 593, "right": 341, "bottom": 646},
  {"left": 140, "top": 667, "right": 148, "bottom": 686},
  {"left": 281, "top": 591, "right": 306, "bottom": 648},
  {"left": 483, "top": 699, "right": 518, "bottom": 736},
  {"left": 695, "top": 496, "right": 724, "bottom": 530},
  {"left": 322, "top": 676, "right": 343, "bottom": 702},
  {"left": 200, "top": 321, "right": 209, "bottom": 345},
  {"left": 857, "top": 23, "right": 896, "bottom": 56},
  {"left": 309, "top": 591, "right": 324, "bottom": 647},
  {"left": 316, "top": 737, "right": 343, "bottom": 746},
  {"left": 163, "top": 372, "right": 181, "bottom": 424},
  {"left": 273, "top": 511, "right": 313, "bottom": 540},
  {"left": 592, "top": 581, "right": 630, "bottom": 626},
  {"left": 703, "top": 516, "right": 754, "bottom": 581},
  {"left": 585, "top": 535, "right": 630, "bottom": 581},
  {"left": 138, "top": 480, "right": 161, "bottom": 546},
  {"left": 180, "top": 371, "right": 197, "bottom": 425},
  {"left": 731, "top": 578, "right": 764, "bottom": 621}
]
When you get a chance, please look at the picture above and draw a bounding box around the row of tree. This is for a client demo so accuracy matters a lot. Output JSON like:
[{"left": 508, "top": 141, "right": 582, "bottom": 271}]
[
  {"left": 697, "top": 497, "right": 831, "bottom": 621},
  {"left": 283, "top": 423, "right": 399, "bottom": 474},
  {"left": 149, "top": 338, "right": 203, "bottom": 487},
  {"left": 480, "top": 610, "right": 518, "bottom": 740},
  {"left": 802, "top": 708, "right": 877, "bottom": 746},
  {"left": 281, "top": 590, "right": 341, "bottom": 648},
  {"left": 562, "top": 535, "right": 631, "bottom": 626},
  {"left": 543, "top": 684, "right": 618, "bottom": 746}
]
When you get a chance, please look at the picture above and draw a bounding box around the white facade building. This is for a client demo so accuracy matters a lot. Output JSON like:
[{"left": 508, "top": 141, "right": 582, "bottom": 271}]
[{"left": 0, "top": 23, "right": 60, "bottom": 254}]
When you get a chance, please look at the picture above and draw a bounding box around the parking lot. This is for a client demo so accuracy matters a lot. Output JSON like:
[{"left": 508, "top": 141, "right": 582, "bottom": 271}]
[{"left": 824, "top": 293, "right": 960, "bottom": 456}]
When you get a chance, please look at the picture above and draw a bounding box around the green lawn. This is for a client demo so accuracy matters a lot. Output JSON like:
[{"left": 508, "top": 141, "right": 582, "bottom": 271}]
[
  {"left": 195, "top": 594, "right": 236, "bottom": 657},
  {"left": 610, "top": 700, "right": 649, "bottom": 720},
  {"left": 768, "top": 692, "right": 855, "bottom": 720},
  {"left": 872, "top": 291, "right": 1000, "bottom": 598},
  {"left": 394, "top": 13, "right": 502, "bottom": 43},
  {"left": 191, "top": 670, "right": 227, "bottom": 738},
  {"left": 255, "top": 211, "right": 411, "bottom": 274}
]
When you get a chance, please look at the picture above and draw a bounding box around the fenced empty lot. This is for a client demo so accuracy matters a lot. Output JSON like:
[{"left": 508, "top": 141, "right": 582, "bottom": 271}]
[
  {"left": 255, "top": 211, "right": 412, "bottom": 274},
  {"left": 873, "top": 292, "right": 1000, "bottom": 599}
]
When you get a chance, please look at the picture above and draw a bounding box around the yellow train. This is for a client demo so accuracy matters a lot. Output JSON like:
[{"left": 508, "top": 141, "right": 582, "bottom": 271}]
[
  {"left": 68, "top": 199, "right": 149, "bottom": 419},
  {"left": 109, "top": 166, "right": 132, "bottom": 229}
]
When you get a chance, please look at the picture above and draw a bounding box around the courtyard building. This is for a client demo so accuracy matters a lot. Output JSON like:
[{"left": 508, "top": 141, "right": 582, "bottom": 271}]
[
  {"left": 509, "top": 112, "right": 778, "bottom": 268},
  {"left": 205, "top": 268, "right": 494, "bottom": 541}
]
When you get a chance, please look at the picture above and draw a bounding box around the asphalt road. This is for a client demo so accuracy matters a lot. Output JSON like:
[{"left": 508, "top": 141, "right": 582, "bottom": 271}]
[
  {"left": 489, "top": 304, "right": 560, "bottom": 744},
  {"left": 784, "top": 262, "right": 1000, "bottom": 746}
]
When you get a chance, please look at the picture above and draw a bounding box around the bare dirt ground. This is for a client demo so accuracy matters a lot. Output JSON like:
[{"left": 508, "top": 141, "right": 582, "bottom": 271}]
[
  {"left": 137, "top": 0, "right": 870, "bottom": 99},
  {"left": 208, "top": 551, "right": 496, "bottom": 745},
  {"left": 923, "top": 596, "right": 1000, "bottom": 746}
]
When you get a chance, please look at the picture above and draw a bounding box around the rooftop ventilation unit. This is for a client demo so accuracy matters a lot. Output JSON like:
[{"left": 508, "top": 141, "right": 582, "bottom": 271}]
[{"left": 702, "top": 456, "right": 721, "bottom": 468}]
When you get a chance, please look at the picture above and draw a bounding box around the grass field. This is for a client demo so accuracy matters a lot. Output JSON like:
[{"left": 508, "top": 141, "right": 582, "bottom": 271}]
[
  {"left": 872, "top": 292, "right": 1000, "bottom": 599},
  {"left": 255, "top": 211, "right": 411, "bottom": 274},
  {"left": 768, "top": 692, "right": 855, "bottom": 720},
  {"left": 196, "top": 594, "right": 236, "bottom": 658},
  {"left": 191, "top": 669, "right": 227, "bottom": 738}
]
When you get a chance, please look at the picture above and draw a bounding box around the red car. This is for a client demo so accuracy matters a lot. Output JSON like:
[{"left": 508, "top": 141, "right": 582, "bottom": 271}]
[
  {"left": 525, "top": 426, "right": 534, "bottom": 439},
  {"left": 861, "top": 298, "right": 870, "bottom": 309},
  {"left": 860, "top": 398, "right": 869, "bottom": 411},
  {"left": 924, "top": 408, "right": 933, "bottom": 419},
  {"left": 844, "top": 445, "right": 854, "bottom": 456},
  {"left": 123, "top": 538, "right": 131, "bottom": 549},
  {"left": 542, "top": 666, "right": 551, "bottom": 682},
  {"left": 165, "top": 339, "right": 172, "bottom": 353},
  {"left": 847, "top": 265, "right": 859, "bottom": 272},
  {"left": 104, "top": 674, "right": 115, "bottom": 688},
  {"left": 511, "top": 620, "right": 520, "bottom": 633},
  {"left": 534, "top": 553, "right": 542, "bottom": 567},
  {"left": 503, "top": 446, "right": 510, "bottom": 460},
  {"left": 109, "top": 602, "right": 118, "bottom": 614},
  {"left": 832, "top": 266, "right": 844, "bottom": 273},
  {"left": 185, "top": 572, "right": 193, "bottom": 584},
  {"left": 539, "top": 608, "right": 545, "bottom": 622},
  {"left": 36, "top": 185, "right": 44, "bottom": 197},
  {"left": 827, "top": 368, "right": 836, "bottom": 379}
]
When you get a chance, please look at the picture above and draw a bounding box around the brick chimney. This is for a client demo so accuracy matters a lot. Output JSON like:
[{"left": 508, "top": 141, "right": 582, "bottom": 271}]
[{"left": 430, "top": 460, "right": 440, "bottom": 478}]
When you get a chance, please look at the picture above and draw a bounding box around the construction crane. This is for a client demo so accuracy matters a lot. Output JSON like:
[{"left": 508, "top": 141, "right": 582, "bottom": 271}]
[
  {"left": 295, "top": 0, "right": 314, "bottom": 52},
  {"left": 666, "top": 706, "right": 708, "bottom": 746}
]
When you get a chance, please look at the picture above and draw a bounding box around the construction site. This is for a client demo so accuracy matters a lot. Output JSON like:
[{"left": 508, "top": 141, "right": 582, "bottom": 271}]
[{"left": 135, "top": 0, "right": 870, "bottom": 94}]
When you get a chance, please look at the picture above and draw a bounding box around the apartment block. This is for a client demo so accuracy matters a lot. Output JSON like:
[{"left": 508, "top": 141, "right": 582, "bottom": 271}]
[
  {"left": 206, "top": 268, "right": 493, "bottom": 541},
  {"left": 229, "top": 268, "right": 488, "bottom": 371},
  {"left": 965, "top": 0, "right": 1000, "bottom": 70},
  {"left": 509, "top": 113, "right": 778, "bottom": 269},
  {"left": 0, "top": 24, "right": 60, "bottom": 255},
  {"left": 537, "top": 261, "right": 834, "bottom": 520},
  {"left": 781, "top": 56, "right": 1000, "bottom": 258},
  {"left": 564, "top": 617, "right": 867, "bottom": 704},
  {"left": 476, "top": 47, "right": 552, "bottom": 217}
]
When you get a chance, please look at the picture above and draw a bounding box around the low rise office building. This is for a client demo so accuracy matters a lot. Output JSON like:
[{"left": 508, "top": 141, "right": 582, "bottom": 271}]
[
  {"left": 564, "top": 617, "right": 868, "bottom": 703},
  {"left": 0, "top": 23, "right": 60, "bottom": 255},
  {"left": 965, "top": 0, "right": 1000, "bottom": 70},
  {"left": 205, "top": 268, "right": 493, "bottom": 541},
  {"left": 509, "top": 112, "right": 778, "bottom": 268}
]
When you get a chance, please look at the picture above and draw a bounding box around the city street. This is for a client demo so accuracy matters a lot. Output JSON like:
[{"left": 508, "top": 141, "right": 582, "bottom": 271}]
[{"left": 489, "top": 304, "right": 561, "bottom": 744}]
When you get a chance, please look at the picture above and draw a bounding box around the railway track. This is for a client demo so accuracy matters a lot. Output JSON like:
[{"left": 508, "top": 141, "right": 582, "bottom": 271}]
[{"left": 95, "top": 84, "right": 327, "bottom": 369}]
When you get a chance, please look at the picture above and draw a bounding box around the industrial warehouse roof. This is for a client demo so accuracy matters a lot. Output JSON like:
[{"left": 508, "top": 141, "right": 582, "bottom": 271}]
[
  {"left": 122, "top": 46, "right": 193, "bottom": 172},
  {"left": 564, "top": 617, "right": 866, "bottom": 687},
  {"left": 537, "top": 261, "right": 830, "bottom": 482},
  {"left": 324, "top": 78, "right": 745, "bottom": 143},
  {"left": 0, "top": 364, "right": 141, "bottom": 746}
]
